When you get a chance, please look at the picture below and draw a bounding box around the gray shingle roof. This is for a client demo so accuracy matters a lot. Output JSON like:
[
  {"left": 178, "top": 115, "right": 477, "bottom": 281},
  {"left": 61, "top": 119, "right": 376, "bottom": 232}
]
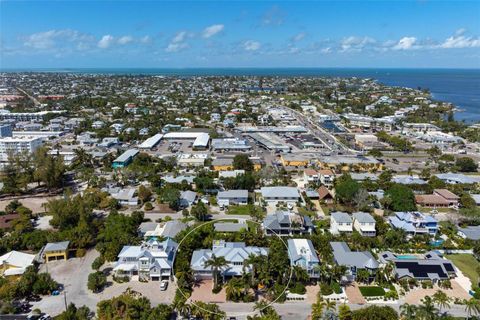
[
  {"left": 330, "top": 241, "right": 378, "bottom": 269},
  {"left": 331, "top": 212, "right": 353, "bottom": 224}
]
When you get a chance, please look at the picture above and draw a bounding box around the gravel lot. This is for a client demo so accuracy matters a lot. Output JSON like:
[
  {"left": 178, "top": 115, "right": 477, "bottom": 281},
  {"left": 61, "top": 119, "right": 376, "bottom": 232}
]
[{"left": 32, "top": 249, "right": 177, "bottom": 316}]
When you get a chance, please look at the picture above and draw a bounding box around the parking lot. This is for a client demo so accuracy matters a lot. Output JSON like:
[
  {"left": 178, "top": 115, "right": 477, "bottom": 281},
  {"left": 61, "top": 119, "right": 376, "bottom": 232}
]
[{"left": 32, "top": 250, "right": 176, "bottom": 316}]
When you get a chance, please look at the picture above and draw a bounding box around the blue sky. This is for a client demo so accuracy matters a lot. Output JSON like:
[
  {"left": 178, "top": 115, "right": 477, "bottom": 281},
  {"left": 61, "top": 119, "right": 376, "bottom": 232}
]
[{"left": 1, "top": 1, "right": 480, "bottom": 68}]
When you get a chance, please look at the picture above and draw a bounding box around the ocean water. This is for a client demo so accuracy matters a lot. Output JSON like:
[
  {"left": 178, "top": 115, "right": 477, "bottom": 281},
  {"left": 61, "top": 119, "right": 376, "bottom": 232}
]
[{"left": 3, "top": 68, "right": 479, "bottom": 122}]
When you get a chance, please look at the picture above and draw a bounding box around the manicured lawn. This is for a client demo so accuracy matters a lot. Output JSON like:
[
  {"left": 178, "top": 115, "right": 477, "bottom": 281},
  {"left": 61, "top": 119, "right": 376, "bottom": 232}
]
[
  {"left": 226, "top": 205, "right": 251, "bottom": 215},
  {"left": 359, "top": 286, "right": 386, "bottom": 297},
  {"left": 445, "top": 254, "right": 480, "bottom": 286}
]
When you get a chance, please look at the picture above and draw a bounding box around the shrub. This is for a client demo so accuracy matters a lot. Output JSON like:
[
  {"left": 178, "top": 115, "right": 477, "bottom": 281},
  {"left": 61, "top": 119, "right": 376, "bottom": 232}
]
[
  {"left": 87, "top": 271, "right": 107, "bottom": 292},
  {"left": 144, "top": 202, "right": 153, "bottom": 211},
  {"left": 91, "top": 256, "right": 105, "bottom": 270},
  {"left": 320, "top": 283, "right": 333, "bottom": 296},
  {"left": 76, "top": 248, "right": 86, "bottom": 258},
  {"left": 359, "top": 286, "right": 386, "bottom": 297},
  {"left": 289, "top": 283, "right": 306, "bottom": 295},
  {"left": 331, "top": 281, "right": 342, "bottom": 294}
]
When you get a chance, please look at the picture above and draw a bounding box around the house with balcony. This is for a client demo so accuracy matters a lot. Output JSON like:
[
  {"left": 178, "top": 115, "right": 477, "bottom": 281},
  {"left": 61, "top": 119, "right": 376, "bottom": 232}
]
[
  {"left": 262, "top": 211, "right": 314, "bottom": 236},
  {"left": 330, "top": 242, "right": 379, "bottom": 282},
  {"left": 319, "top": 169, "right": 335, "bottom": 187},
  {"left": 388, "top": 211, "right": 438, "bottom": 237},
  {"left": 190, "top": 240, "right": 268, "bottom": 280},
  {"left": 113, "top": 238, "right": 178, "bottom": 281},
  {"left": 288, "top": 239, "right": 320, "bottom": 279},
  {"left": 303, "top": 169, "right": 320, "bottom": 183},
  {"left": 330, "top": 212, "right": 353, "bottom": 235},
  {"left": 352, "top": 212, "right": 376, "bottom": 237}
]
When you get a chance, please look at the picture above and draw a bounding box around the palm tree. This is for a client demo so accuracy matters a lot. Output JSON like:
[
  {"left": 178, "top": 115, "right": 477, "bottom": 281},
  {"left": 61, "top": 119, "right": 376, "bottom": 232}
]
[
  {"left": 311, "top": 299, "right": 325, "bottom": 320},
  {"left": 400, "top": 303, "right": 418, "bottom": 320},
  {"left": 225, "top": 278, "right": 244, "bottom": 301},
  {"left": 324, "top": 299, "right": 336, "bottom": 312},
  {"left": 432, "top": 290, "right": 451, "bottom": 314},
  {"left": 464, "top": 298, "right": 480, "bottom": 319},
  {"left": 72, "top": 147, "right": 94, "bottom": 169},
  {"left": 203, "top": 254, "right": 228, "bottom": 289},
  {"left": 417, "top": 296, "right": 439, "bottom": 320},
  {"left": 244, "top": 253, "right": 263, "bottom": 286}
]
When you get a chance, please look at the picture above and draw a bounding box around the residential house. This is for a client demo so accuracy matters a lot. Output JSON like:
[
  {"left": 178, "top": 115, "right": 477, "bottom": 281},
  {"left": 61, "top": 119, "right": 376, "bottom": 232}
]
[
  {"left": 217, "top": 190, "right": 249, "bottom": 207},
  {"left": 0, "top": 251, "right": 35, "bottom": 277},
  {"left": 138, "top": 220, "right": 187, "bottom": 239},
  {"left": 352, "top": 212, "right": 376, "bottom": 237},
  {"left": 415, "top": 189, "right": 460, "bottom": 208},
  {"left": 435, "top": 173, "right": 480, "bottom": 185},
  {"left": 103, "top": 187, "right": 138, "bottom": 206},
  {"left": 379, "top": 251, "right": 456, "bottom": 282},
  {"left": 263, "top": 211, "right": 314, "bottom": 236},
  {"left": 288, "top": 239, "right": 320, "bottom": 279},
  {"left": 457, "top": 226, "right": 480, "bottom": 241},
  {"left": 0, "top": 213, "right": 20, "bottom": 230},
  {"left": 319, "top": 169, "right": 335, "bottom": 187},
  {"left": 113, "top": 238, "right": 178, "bottom": 281},
  {"left": 304, "top": 169, "right": 319, "bottom": 183},
  {"left": 330, "top": 242, "right": 379, "bottom": 282},
  {"left": 260, "top": 186, "right": 301, "bottom": 204},
  {"left": 190, "top": 240, "right": 268, "bottom": 280},
  {"left": 41, "top": 241, "right": 70, "bottom": 263},
  {"left": 180, "top": 190, "right": 197, "bottom": 208},
  {"left": 330, "top": 212, "right": 353, "bottom": 235},
  {"left": 317, "top": 186, "right": 334, "bottom": 204},
  {"left": 214, "top": 222, "right": 249, "bottom": 233},
  {"left": 389, "top": 211, "right": 438, "bottom": 237}
]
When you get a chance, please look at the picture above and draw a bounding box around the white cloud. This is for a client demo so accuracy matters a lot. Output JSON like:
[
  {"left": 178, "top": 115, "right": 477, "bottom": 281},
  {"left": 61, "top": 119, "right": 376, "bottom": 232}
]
[
  {"left": 243, "top": 40, "right": 261, "bottom": 51},
  {"left": 165, "top": 31, "right": 189, "bottom": 52},
  {"left": 261, "top": 5, "right": 285, "bottom": 26},
  {"left": 440, "top": 34, "right": 480, "bottom": 49},
  {"left": 172, "top": 31, "right": 187, "bottom": 43},
  {"left": 321, "top": 47, "right": 332, "bottom": 54},
  {"left": 292, "top": 32, "right": 306, "bottom": 42},
  {"left": 98, "top": 35, "right": 115, "bottom": 49},
  {"left": 202, "top": 24, "right": 224, "bottom": 38},
  {"left": 23, "top": 29, "right": 93, "bottom": 50},
  {"left": 340, "top": 36, "right": 375, "bottom": 52},
  {"left": 165, "top": 42, "right": 189, "bottom": 52},
  {"left": 392, "top": 37, "right": 418, "bottom": 50},
  {"left": 117, "top": 36, "right": 133, "bottom": 45},
  {"left": 140, "top": 35, "right": 152, "bottom": 44}
]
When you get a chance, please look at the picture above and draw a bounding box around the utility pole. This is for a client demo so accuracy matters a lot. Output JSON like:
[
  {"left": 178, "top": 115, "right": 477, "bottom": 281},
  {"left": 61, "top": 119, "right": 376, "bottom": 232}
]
[{"left": 64, "top": 291, "right": 67, "bottom": 311}]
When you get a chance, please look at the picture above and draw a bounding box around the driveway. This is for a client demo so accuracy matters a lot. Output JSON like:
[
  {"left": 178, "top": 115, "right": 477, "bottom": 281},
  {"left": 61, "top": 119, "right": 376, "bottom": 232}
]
[
  {"left": 404, "top": 280, "right": 470, "bottom": 304},
  {"left": 345, "top": 282, "right": 366, "bottom": 304},
  {"left": 32, "top": 250, "right": 176, "bottom": 316},
  {"left": 189, "top": 279, "right": 226, "bottom": 303}
]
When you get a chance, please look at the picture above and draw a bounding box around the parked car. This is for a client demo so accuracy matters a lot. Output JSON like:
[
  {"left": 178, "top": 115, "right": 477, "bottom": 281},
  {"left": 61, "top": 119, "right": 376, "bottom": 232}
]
[{"left": 160, "top": 280, "right": 168, "bottom": 291}]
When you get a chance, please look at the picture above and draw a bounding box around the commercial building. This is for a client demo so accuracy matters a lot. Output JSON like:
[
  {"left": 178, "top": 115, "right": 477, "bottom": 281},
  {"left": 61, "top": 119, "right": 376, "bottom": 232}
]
[
  {"left": 0, "top": 110, "right": 65, "bottom": 121},
  {"left": 0, "top": 124, "right": 13, "bottom": 137},
  {"left": 0, "top": 136, "right": 43, "bottom": 162},
  {"left": 211, "top": 138, "right": 251, "bottom": 152},
  {"left": 212, "top": 157, "right": 234, "bottom": 171},
  {"left": 139, "top": 133, "right": 163, "bottom": 150},
  {"left": 112, "top": 149, "right": 139, "bottom": 168}
]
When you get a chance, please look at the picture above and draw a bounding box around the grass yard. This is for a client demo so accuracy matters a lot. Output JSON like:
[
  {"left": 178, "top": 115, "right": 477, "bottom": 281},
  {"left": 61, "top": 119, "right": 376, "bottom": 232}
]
[
  {"left": 445, "top": 254, "right": 480, "bottom": 286},
  {"left": 359, "top": 286, "right": 386, "bottom": 297},
  {"left": 226, "top": 205, "right": 251, "bottom": 215}
]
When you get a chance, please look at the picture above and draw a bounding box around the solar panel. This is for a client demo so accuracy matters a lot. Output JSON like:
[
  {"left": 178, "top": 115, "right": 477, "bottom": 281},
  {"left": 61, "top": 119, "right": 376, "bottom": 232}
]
[
  {"left": 444, "top": 263, "right": 455, "bottom": 272},
  {"left": 395, "top": 261, "right": 448, "bottom": 279}
]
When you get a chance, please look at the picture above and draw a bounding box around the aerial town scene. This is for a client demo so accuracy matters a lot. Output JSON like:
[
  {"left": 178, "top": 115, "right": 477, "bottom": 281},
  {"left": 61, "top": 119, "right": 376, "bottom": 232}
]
[{"left": 1, "top": 1, "right": 480, "bottom": 320}]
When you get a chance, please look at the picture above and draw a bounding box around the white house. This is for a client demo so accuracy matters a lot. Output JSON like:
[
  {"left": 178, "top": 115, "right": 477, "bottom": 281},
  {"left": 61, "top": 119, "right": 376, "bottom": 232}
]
[
  {"left": 217, "top": 190, "right": 248, "bottom": 207},
  {"left": 260, "top": 186, "right": 301, "bottom": 204},
  {"left": 113, "top": 238, "right": 177, "bottom": 281},
  {"left": 0, "top": 250, "right": 36, "bottom": 277},
  {"left": 352, "top": 212, "right": 376, "bottom": 237},
  {"left": 287, "top": 239, "right": 320, "bottom": 279},
  {"left": 330, "top": 212, "right": 353, "bottom": 235},
  {"left": 190, "top": 240, "right": 268, "bottom": 280}
]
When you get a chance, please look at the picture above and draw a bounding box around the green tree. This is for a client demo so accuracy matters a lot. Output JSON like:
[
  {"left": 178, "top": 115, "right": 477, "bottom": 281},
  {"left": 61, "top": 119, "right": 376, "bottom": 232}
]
[
  {"left": 432, "top": 290, "right": 450, "bottom": 313},
  {"left": 138, "top": 185, "right": 152, "bottom": 204},
  {"left": 334, "top": 174, "right": 360, "bottom": 207},
  {"left": 460, "top": 193, "right": 476, "bottom": 209},
  {"left": 384, "top": 184, "right": 416, "bottom": 212},
  {"left": 338, "top": 304, "right": 352, "bottom": 320},
  {"left": 159, "top": 186, "right": 180, "bottom": 210},
  {"left": 233, "top": 154, "right": 254, "bottom": 171},
  {"left": 191, "top": 201, "right": 208, "bottom": 221},
  {"left": 87, "top": 271, "right": 107, "bottom": 292},
  {"left": 456, "top": 157, "right": 478, "bottom": 172},
  {"left": 351, "top": 305, "right": 398, "bottom": 320},
  {"left": 56, "top": 303, "right": 91, "bottom": 320},
  {"left": 203, "top": 254, "right": 228, "bottom": 289}
]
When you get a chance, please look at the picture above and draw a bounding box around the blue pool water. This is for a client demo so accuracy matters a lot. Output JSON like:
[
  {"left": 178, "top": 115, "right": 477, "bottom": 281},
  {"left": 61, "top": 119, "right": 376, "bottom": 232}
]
[{"left": 396, "top": 255, "right": 417, "bottom": 260}]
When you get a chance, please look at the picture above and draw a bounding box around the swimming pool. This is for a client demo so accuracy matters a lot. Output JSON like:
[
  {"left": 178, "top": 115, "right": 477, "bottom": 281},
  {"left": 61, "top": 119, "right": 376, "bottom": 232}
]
[{"left": 396, "top": 255, "right": 417, "bottom": 260}]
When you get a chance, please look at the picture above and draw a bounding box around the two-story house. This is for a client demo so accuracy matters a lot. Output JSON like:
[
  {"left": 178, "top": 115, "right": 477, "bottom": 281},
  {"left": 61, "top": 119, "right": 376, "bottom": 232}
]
[
  {"left": 113, "top": 238, "right": 178, "bottom": 281},
  {"left": 319, "top": 169, "right": 335, "bottom": 188},
  {"left": 330, "top": 241, "right": 379, "bottom": 282},
  {"left": 262, "top": 211, "right": 314, "bottom": 236},
  {"left": 330, "top": 212, "right": 353, "bottom": 235},
  {"left": 352, "top": 212, "right": 376, "bottom": 237},
  {"left": 288, "top": 239, "right": 320, "bottom": 279},
  {"left": 389, "top": 211, "right": 438, "bottom": 237},
  {"left": 190, "top": 240, "right": 268, "bottom": 280}
]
